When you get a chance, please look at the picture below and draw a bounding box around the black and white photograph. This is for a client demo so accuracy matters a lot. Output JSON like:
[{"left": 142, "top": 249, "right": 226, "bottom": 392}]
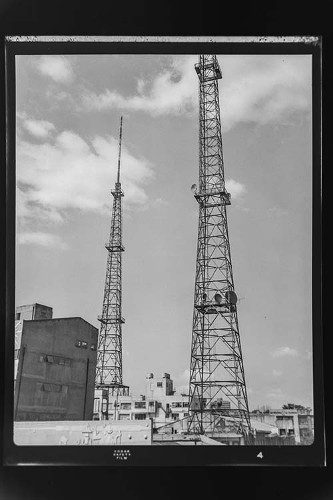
[{"left": 4, "top": 36, "right": 324, "bottom": 466}]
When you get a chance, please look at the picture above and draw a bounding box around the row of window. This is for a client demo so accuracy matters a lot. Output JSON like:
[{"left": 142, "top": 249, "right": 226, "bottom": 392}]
[
  {"left": 171, "top": 402, "right": 189, "bottom": 408},
  {"left": 107, "top": 412, "right": 189, "bottom": 421},
  {"left": 39, "top": 383, "right": 68, "bottom": 394},
  {"left": 279, "top": 429, "right": 295, "bottom": 436},
  {"left": 40, "top": 354, "right": 71, "bottom": 366},
  {"left": 116, "top": 401, "right": 188, "bottom": 410},
  {"left": 75, "top": 340, "right": 96, "bottom": 350},
  {"left": 115, "top": 401, "right": 156, "bottom": 410}
]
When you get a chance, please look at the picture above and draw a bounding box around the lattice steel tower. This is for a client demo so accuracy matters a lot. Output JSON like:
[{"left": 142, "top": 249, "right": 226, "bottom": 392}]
[
  {"left": 187, "top": 55, "right": 252, "bottom": 441},
  {"left": 95, "top": 116, "right": 129, "bottom": 405}
]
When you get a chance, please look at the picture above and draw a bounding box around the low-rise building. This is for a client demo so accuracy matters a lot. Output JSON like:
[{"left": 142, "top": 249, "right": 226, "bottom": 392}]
[
  {"left": 14, "top": 304, "right": 98, "bottom": 421},
  {"left": 94, "top": 372, "right": 190, "bottom": 433},
  {"left": 250, "top": 407, "right": 314, "bottom": 445}
]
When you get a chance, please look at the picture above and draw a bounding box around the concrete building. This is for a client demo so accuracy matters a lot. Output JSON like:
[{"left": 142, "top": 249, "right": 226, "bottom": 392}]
[
  {"left": 14, "top": 305, "right": 98, "bottom": 422},
  {"left": 250, "top": 407, "right": 314, "bottom": 445},
  {"left": 94, "top": 372, "right": 190, "bottom": 434}
]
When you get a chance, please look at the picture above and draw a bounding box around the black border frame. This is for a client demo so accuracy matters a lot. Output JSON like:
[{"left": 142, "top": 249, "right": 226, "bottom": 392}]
[{"left": 3, "top": 37, "right": 324, "bottom": 467}]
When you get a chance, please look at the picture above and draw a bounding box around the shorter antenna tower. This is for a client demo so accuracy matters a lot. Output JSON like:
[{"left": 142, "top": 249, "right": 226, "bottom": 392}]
[{"left": 95, "top": 117, "right": 129, "bottom": 418}]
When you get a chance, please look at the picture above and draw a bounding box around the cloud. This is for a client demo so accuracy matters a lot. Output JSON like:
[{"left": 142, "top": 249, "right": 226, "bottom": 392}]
[
  {"left": 81, "top": 56, "right": 198, "bottom": 116},
  {"left": 17, "top": 187, "right": 64, "bottom": 224},
  {"left": 271, "top": 346, "right": 299, "bottom": 358},
  {"left": 80, "top": 55, "right": 311, "bottom": 132},
  {"left": 220, "top": 55, "right": 311, "bottom": 131},
  {"left": 225, "top": 178, "right": 246, "bottom": 199},
  {"left": 16, "top": 127, "right": 154, "bottom": 224},
  {"left": 17, "top": 232, "right": 69, "bottom": 250},
  {"left": 22, "top": 118, "right": 56, "bottom": 139},
  {"left": 36, "top": 56, "right": 75, "bottom": 84}
]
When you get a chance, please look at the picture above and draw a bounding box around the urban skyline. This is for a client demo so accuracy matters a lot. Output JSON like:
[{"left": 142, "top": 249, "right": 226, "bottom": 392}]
[{"left": 15, "top": 53, "right": 313, "bottom": 410}]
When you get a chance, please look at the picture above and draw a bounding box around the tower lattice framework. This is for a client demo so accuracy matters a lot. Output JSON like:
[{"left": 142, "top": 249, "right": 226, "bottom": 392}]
[
  {"left": 95, "top": 116, "right": 129, "bottom": 405},
  {"left": 188, "top": 55, "right": 251, "bottom": 440}
]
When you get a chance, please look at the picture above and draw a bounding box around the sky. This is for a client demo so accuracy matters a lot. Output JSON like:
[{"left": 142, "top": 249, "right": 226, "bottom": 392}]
[{"left": 15, "top": 51, "right": 313, "bottom": 410}]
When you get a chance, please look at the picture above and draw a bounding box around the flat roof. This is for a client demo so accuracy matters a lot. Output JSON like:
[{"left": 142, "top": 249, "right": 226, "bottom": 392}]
[
  {"left": 17, "top": 303, "right": 53, "bottom": 309},
  {"left": 23, "top": 316, "right": 98, "bottom": 331}
]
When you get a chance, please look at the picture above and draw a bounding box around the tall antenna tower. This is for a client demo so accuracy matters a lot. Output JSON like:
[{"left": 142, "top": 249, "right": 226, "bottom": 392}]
[
  {"left": 95, "top": 116, "right": 129, "bottom": 416},
  {"left": 187, "top": 55, "right": 252, "bottom": 441}
]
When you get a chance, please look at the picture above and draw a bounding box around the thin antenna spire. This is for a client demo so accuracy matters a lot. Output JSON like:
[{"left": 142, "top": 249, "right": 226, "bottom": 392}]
[{"left": 117, "top": 116, "right": 123, "bottom": 184}]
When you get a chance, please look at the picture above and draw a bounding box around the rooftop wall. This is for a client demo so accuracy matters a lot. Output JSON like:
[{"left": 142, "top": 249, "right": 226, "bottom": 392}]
[{"left": 14, "top": 420, "right": 152, "bottom": 446}]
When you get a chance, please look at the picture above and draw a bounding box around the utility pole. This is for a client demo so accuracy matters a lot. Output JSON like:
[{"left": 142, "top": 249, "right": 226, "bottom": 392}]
[
  {"left": 187, "top": 55, "right": 252, "bottom": 442},
  {"left": 95, "top": 116, "right": 129, "bottom": 419}
]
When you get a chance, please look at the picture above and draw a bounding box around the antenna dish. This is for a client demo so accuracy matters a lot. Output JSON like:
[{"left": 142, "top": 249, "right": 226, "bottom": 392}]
[
  {"left": 225, "top": 290, "right": 237, "bottom": 305},
  {"left": 214, "top": 293, "right": 222, "bottom": 304},
  {"left": 191, "top": 184, "right": 197, "bottom": 192}
]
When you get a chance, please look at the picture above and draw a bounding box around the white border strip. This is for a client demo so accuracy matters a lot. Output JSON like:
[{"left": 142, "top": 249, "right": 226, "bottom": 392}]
[{"left": 6, "top": 35, "right": 319, "bottom": 43}]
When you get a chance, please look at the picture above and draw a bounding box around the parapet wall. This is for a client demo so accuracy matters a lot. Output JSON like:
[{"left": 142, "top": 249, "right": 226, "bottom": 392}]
[{"left": 14, "top": 419, "right": 152, "bottom": 446}]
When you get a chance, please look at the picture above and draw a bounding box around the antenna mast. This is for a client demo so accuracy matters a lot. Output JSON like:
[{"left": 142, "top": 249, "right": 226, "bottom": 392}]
[
  {"left": 187, "top": 56, "right": 252, "bottom": 442},
  {"left": 95, "top": 116, "right": 129, "bottom": 418}
]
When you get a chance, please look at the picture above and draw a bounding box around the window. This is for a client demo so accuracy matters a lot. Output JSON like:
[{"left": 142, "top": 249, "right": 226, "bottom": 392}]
[
  {"left": 183, "top": 402, "right": 189, "bottom": 407},
  {"left": 172, "top": 402, "right": 182, "bottom": 408},
  {"left": 134, "top": 401, "right": 146, "bottom": 409},
  {"left": 42, "top": 383, "right": 62, "bottom": 392},
  {"left": 157, "top": 382, "right": 163, "bottom": 387},
  {"left": 75, "top": 340, "right": 88, "bottom": 349},
  {"left": 149, "top": 401, "right": 155, "bottom": 407},
  {"left": 173, "top": 413, "right": 179, "bottom": 420},
  {"left": 135, "top": 413, "right": 146, "bottom": 420},
  {"left": 40, "top": 354, "right": 70, "bottom": 366},
  {"left": 15, "top": 313, "right": 21, "bottom": 321},
  {"left": 184, "top": 413, "right": 189, "bottom": 417},
  {"left": 120, "top": 403, "right": 131, "bottom": 410},
  {"left": 279, "top": 429, "right": 286, "bottom": 436},
  {"left": 288, "top": 429, "right": 295, "bottom": 435},
  {"left": 58, "top": 357, "right": 71, "bottom": 366},
  {"left": 119, "top": 414, "right": 130, "bottom": 420}
]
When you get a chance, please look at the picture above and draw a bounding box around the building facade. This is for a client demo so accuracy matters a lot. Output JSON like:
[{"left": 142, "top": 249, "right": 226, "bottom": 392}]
[
  {"left": 14, "top": 308, "right": 98, "bottom": 422},
  {"left": 250, "top": 407, "right": 314, "bottom": 445},
  {"left": 94, "top": 373, "right": 190, "bottom": 433}
]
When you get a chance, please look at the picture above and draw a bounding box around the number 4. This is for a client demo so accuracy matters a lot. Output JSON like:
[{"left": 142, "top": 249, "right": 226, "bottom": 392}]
[{"left": 257, "top": 452, "right": 263, "bottom": 459}]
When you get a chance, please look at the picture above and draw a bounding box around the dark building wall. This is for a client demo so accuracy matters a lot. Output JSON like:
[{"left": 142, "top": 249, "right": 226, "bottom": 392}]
[{"left": 14, "top": 317, "right": 98, "bottom": 421}]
